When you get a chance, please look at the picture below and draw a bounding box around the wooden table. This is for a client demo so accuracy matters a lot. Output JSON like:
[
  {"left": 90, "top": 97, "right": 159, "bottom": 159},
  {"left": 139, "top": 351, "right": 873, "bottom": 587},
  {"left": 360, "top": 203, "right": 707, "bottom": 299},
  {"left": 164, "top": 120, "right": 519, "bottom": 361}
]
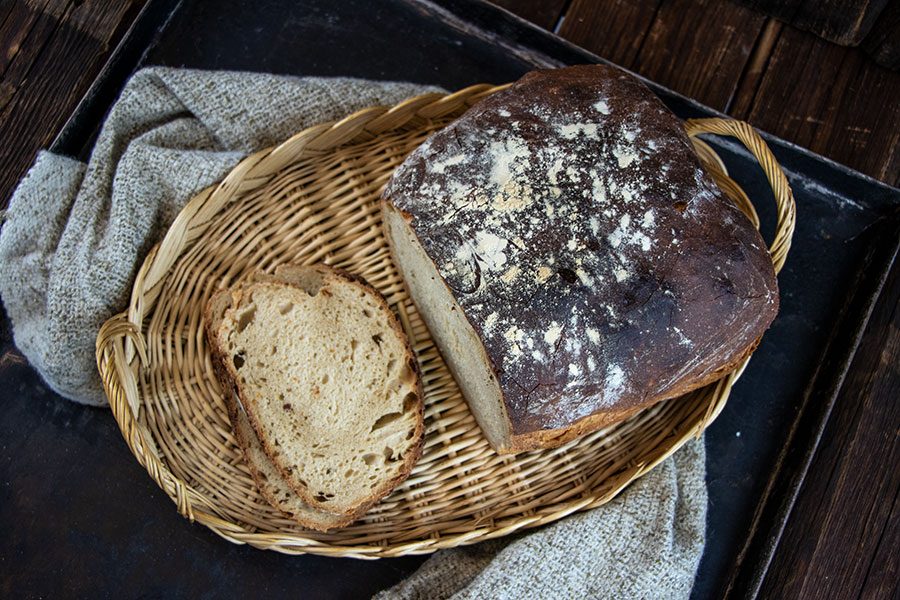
[{"left": 0, "top": 1, "right": 897, "bottom": 598}]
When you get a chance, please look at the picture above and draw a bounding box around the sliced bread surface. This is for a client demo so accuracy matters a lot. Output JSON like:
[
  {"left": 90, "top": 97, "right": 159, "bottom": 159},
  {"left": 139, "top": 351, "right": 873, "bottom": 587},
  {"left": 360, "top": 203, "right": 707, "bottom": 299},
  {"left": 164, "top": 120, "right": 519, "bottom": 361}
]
[
  {"left": 208, "top": 289, "right": 351, "bottom": 530},
  {"left": 228, "top": 393, "right": 353, "bottom": 530},
  {"left": 207, "top": 264, "right": 424, "bottom": 517}
]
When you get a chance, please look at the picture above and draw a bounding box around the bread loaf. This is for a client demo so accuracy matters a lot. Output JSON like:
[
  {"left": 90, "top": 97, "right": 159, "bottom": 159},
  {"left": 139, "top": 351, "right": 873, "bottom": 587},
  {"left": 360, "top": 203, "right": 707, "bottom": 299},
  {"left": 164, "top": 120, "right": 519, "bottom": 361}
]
[
  {"left": 205, "top": 264, "right": 424, "bottom": 521},
  {"left": 382, "top": 65, "right": 778, "bottom": 454}
]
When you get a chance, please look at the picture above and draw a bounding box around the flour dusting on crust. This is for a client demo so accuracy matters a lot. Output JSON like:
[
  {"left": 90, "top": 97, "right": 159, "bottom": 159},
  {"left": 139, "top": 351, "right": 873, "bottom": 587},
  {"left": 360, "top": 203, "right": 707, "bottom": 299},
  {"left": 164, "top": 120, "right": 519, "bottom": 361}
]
[{"left": 385, "top": 65, "right": 779, "bottom": 433}]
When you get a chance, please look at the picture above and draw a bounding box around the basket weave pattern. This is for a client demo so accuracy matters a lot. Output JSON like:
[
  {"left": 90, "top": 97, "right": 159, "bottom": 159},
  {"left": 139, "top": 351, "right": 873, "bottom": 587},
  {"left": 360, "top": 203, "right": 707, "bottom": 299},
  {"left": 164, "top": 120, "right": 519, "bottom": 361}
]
[{"left": 96, "top": 84, "right": 795, "bottom": 557}]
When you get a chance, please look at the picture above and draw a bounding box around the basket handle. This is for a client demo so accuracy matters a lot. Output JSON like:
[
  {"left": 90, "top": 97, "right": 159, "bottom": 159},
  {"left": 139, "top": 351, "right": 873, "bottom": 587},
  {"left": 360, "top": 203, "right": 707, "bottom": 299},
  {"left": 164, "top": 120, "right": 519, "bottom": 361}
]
[
  {"left": 96, "top": 313, "right": 197, "bottom": 520},
  {"left": 684, "top": 118, "right": 796, "bottom": 274}
]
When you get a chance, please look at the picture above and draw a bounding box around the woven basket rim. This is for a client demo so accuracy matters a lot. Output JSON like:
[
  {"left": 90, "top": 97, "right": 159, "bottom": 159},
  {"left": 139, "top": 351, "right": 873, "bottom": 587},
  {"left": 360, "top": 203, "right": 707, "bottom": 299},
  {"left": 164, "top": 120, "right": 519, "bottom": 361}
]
[{"left": 96, "top": 84, "right": 796, "bottom": 558}]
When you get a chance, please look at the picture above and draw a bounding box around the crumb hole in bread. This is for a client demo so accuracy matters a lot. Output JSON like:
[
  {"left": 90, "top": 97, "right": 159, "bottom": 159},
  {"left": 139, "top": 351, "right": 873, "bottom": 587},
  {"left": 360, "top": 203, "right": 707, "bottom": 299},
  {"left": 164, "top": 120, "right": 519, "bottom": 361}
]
[
  {"left": 345, "top": 469, "right": 354, "bottom": 477},
  {"left": 362, "top": 453, "right": 379, "bottom": 466},
  {"left": 400, "top": 361, "right": 417, "bottom": 384},
  {"left": 282, "top": 403, "right": 291, "bottom": 411},
  {"left": 386, "top": 359, "right": 396, "bottom": 374},
  {"left": 235, "top": 304, "right": 257, "bottom": 332},
  {"left": 271, "top": 345, "right": 277, "bottom": 355},
  {"left": 232, "top": 353, "right": 245, "bottom": 369},
  {"left": 383, "top": 446, "right": 396, "bottom": 462},
  {"left": 321, "top": 373, "right": 329, "bottom": 384},
  {"left": 350, "top": 339, "right": 358, "bottom": 352},
  {"left": 362, "top": 308, "right": 372, "bottom": 318},
  {"left": 370, "top": 411, "right": 403, "bottom": 432},
  {"left": 278, "top": 301, "right": 294, "bottom": 315},
  {"left": 402, "top": 392, "right": 418, "bottom": 413},
  {"left": 372, "top": 333, "right": 383, "bottom": 347}
]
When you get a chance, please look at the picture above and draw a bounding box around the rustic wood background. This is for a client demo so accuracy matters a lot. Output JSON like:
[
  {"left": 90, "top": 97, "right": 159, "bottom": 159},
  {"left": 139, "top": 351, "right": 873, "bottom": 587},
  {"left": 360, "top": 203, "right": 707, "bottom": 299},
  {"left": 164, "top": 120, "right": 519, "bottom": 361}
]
[{"left": 0, "top": 1, "right": 896, "bottom": 599}]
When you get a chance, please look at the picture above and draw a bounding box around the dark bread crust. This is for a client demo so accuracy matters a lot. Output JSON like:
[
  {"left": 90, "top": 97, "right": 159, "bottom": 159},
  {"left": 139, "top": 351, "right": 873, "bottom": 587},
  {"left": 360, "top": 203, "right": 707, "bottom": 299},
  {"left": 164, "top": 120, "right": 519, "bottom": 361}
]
[
  {"left": 204, "top": 264, "right": 425, "bottom": 523},
  {"left": 383, "top": 64, "right": 778, "bottom": 452},
  {"left": 504, "top": 336, "right": 760, "bottom": 453}
]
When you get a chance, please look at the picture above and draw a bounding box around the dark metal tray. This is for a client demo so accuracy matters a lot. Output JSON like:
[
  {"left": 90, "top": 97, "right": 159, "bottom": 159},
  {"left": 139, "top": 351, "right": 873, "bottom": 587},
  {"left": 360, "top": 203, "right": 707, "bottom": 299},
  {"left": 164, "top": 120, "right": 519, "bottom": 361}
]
[{"left": 2, "top": 0, "right": 897, "bottom": 598}]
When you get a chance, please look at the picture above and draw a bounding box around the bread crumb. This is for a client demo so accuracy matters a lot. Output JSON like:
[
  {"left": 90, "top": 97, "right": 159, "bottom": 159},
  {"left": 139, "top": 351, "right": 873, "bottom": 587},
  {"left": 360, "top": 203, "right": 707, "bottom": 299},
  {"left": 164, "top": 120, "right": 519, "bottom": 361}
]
[
  {"left": 612, "top": 147, "right": 638, "bottom": 168},
  {"left": 474, "top": 231, "right": 509, "bottom": 271},
  {"left": 586, "top": 328, "right": 600, "bottom": 344},
  {"left": 594, "top": 99, "right": 610, "bottom": 115},
  {"left": 500, "top": 265, "right": 520, "bottom": 283},
  {"left": 536, "top": 266, "right": 553, "bottom": 283},
  {"left": 544, "top": 322, "right": 562, "bottom": 346},
  {"left": 547, "top": 157, "right": 564, "bottom": 185}
]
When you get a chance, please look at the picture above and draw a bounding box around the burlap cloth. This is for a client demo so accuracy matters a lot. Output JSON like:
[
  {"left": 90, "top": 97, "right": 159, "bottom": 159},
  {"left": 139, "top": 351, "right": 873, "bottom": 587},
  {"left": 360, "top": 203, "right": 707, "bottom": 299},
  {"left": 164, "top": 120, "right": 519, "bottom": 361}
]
[{"left": 0, "top": 67, "right": 706, "bottom": 599}]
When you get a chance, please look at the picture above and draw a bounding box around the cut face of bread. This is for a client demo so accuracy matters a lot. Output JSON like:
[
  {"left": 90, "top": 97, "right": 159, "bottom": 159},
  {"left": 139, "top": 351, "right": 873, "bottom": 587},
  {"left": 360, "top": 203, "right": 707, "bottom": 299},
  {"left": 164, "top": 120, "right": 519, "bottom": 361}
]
[
  {"left": 383, "top": 203, "right": 512, "bottom": 451},
  {"left": 227, "top": 392, "right": 353, "bottom": 530},
  {"left": 207, "top": 265, "right": 424, "bottom": 517}
]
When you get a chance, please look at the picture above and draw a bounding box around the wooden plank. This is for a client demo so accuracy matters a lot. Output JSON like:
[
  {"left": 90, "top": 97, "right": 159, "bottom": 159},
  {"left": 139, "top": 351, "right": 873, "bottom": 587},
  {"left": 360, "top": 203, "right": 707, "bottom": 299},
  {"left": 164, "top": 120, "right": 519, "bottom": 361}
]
[
  {"left": 732, "top": 0, "right": 890, "bottom": 46},
  {"left": 0, "top": 0, "right": 53, "bottom": 76},
  {"left": 0, "top": 0, "right": 145, "bottom": 208},
  {"left": 558, "top": 0, "right": 662, "bottom": 68},
  {"left": 559, "top": 0, "right": 766, "bottom": 111},
  {"left": 862, "top": 0, "right": 900, "bottom": 69},
  {"left": 487, "top": 0, "right": 569, "bottom": 30},
  {"left": 0, "top": 0, "right": 64, "bottom": 106},
  {"left": 759, "top": 256, "right": 900, "bottom": 599},
  {"left": 636, "top": 0, "right": 766, "bottom": 110},
  {"left": 745, "top": 25, "right": 900, "bottom": 186},
  {"left": 729, "top": 18, "right": 781, "bottom": 118}
]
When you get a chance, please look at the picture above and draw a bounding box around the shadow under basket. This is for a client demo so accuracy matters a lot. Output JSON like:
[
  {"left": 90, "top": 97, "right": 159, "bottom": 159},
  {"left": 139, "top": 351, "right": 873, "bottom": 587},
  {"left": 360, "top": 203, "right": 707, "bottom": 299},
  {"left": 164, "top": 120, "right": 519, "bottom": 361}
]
[{"left": 96, "top": 84, "right": 796, "bottom": 558}]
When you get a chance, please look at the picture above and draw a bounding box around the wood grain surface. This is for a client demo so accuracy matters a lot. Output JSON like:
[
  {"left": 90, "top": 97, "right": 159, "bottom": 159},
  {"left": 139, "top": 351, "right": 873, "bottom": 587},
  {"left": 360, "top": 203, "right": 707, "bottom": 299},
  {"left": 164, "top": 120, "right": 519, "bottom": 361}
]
[
  {"left": 758, "top": 244, "right": 900, "bottom": 598},
  {"left": 0, "top": 1, "right": 897, "bottom": 599},
  {"left": 744, "top": 25, "right": 900, "bottom": 185},
  {"left": 0, "top": 0, "right": 145, "bottom": 209},
  {"left": 731, "top": 0, "right": 891, "bottom": 46}
]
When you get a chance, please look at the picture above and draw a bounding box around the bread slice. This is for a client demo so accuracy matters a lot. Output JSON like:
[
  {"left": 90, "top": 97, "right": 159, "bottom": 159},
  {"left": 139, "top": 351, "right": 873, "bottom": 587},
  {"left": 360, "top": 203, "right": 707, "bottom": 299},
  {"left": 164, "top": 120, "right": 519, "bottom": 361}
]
[
  {"left": 208, "top": 289, "right": 353, "bottom": 530},
  {"left": 206, "top": 264, "right": 424, "bottom": 518},
  {"left": 228, "top": 391, "right": 354, "bottom": 530}
]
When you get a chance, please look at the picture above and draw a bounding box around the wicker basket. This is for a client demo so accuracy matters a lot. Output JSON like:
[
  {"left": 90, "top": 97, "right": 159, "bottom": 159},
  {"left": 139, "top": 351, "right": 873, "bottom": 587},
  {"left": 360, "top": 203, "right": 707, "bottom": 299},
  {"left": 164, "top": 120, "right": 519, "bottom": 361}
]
[{"left": 96, "top": 84, "right": 795, "bottom": 558}]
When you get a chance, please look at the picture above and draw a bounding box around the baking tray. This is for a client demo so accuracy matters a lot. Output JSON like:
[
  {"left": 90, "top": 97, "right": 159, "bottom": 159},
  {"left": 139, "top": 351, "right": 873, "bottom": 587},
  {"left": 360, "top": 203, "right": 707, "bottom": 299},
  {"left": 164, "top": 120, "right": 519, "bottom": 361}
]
[{"left": 7, "top": 0, "right": 897, "bottom": 597}]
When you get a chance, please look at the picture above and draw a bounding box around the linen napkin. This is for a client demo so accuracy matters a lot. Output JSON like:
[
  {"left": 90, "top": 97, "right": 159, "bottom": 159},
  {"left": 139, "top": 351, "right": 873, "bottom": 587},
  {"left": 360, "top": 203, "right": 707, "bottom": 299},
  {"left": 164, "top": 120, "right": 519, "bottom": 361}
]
[{"left": 0, "top": 67, "right": 705, "bottom": 599}]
